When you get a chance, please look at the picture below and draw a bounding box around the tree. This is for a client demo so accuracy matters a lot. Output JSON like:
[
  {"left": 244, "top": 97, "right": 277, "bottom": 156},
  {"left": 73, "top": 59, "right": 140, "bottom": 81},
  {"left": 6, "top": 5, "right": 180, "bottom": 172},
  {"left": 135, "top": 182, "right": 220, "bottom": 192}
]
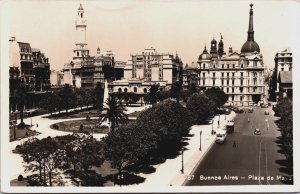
[
  {"left": 136, "top": 99, "right": 192, "bottom": 151},
  {"left": 94, "top": 82, "right": 104, "bottom": 110},
  {"left": 59, "top": 84, "right": 75, "bottom": 113},
  {"left": 103, "top": 122, "right": 152, "bottom": 174},
  {"left": 15, "top": 83, "right": 27, "bottom": 127},
  {"left": 148, "top": 84, "right": 159, "bottom": 104},
  {"left": 204, "top": 87, "right": 228, "bottom": 108},
  {"left": 99, "top": 96, "right": 128, "bottom": 131},
  {"left": 19, "top": 136, "right": 60, "bottom": 186},
  {"left": 186, "top": 93, "right": 216, "bottom": 124},
  {"left": 39, "top": 92, "right": 61, "bottom": 115},
  {"left": 75, "top": 89, "right": 85, "bottom": 110},
  {"left": 170, "top": 81, "right": 182, "bottom": 103},
  {"left": 188, "top": 82, "right": 198, "bottom": 95}
]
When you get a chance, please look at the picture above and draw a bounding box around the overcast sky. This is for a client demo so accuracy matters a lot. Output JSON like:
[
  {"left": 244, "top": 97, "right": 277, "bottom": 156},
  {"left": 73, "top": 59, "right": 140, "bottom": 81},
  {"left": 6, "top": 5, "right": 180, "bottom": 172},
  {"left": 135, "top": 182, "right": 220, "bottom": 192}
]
[{"left": 2, "top": 0, "right": 300, "bottom": 70}]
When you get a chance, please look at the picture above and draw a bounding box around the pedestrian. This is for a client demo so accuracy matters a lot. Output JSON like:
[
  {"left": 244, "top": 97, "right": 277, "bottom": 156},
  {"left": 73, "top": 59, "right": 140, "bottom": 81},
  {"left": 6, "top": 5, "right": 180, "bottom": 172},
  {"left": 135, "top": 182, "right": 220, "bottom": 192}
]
[
  {"left": 36, "top": 123, "right": 38, "bottom": 128},
  {"left": 233, "top": 141, "right": 236, "bottom": 148}
]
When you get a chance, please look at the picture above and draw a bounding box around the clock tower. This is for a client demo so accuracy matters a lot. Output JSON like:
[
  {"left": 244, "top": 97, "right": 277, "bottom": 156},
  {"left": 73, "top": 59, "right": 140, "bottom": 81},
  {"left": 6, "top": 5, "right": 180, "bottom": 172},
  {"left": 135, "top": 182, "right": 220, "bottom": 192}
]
[{"left": 73, "top": 4, "right": 89, "bottom": 60}]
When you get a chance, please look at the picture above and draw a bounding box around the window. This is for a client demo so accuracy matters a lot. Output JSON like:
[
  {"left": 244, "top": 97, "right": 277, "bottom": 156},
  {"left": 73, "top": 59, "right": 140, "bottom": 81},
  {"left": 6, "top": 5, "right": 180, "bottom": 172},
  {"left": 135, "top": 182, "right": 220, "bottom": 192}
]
[
  {"left": 241, "top": 64, "right": 244, "bottom": 68},
  {"left": 81, "top": 13, "right": 83, "bottom": 18},
  {"left": 254, "top": 87, "right": 257, "bottom": 92},
  {"left": 227, "top": 72, "right": 230, "bottom": 77},
  {"left": 213, "top": 80, "right": 215, "bottom": 86},
  {"left": 213, "top": 73, "right": 215, "bottom": 77},
  {"left": 227, "top": 64, "right": 230, "bottom": 68},
  {"left": 203, "top": 73, "right": 205, "bottom": 77},
  {"left": 227, "top": 80, "right": 229, "bottom": 85},
  {"left": 253, "top": 61, "right": 257, "bottom": 67},
  {"left": 241, "top": 72, "right": 244, "bottom": 77},
  {"left": 227, "top": 88, "right": 229, "bottom": 93},
  {"left": 233, "top": 64, "right": 235, "bottom": 68},
  {"left": 232, "top": 73, "right": 235, "bottom": 77},
  {"left": 203, "top": 80, "right": 205, "bottom": 85},
  {"left": 222, "top": 64, "right": 224, "bottom": 68},
  {"left": 143, "top": 88, "right": 147, "bottom": 93},
  {"left": 232, "top": 88, "right": 235, "bottom": 92},
  {"left": 281, "top": 68, "right": 284, "bottom": 71},
  {"left": 221, "top": 73, "right": 224, "bottom": 77},
  {"left": 134, "top": 87, "right": 137, "bottom": 93},
  {"left": 77, "top": 52, "right": 79, "bottom": 57},
  {"left": 221, "top": 80, "right": 224, "bottom": 85},
  {"left": 241, "top": 80, "right": 243, "bottom": 85},
  {"left": 118, "top": 88, "right": 122, "bottom": 93},
  {"left": 124, "top": 88, "right": 128, "bottom": 93},
  {"left": 232, "top": 80, "right": 234, "bottom": 85},
  {"left": 213, "top": 64, "right": 216, "bottom": 68},
  {"left": 240, "top": 87, "right": 243, "bottom": 92},
  {"left": 240, "top": 96, "right": 243, "bottom": 101},
  {"left": 203, "top": 64, "right": 206, "bottom": 68}
]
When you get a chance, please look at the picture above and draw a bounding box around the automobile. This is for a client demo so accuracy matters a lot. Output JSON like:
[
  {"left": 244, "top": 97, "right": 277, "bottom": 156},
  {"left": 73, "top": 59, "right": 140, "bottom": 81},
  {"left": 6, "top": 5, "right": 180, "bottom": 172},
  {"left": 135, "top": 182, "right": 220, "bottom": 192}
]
[
  {"left": 264, "top": 110, "right": 269, "bottom": 115},
  {"left": 216, "top": 130, "right": 227, "bottom": 143},
  {"left": 248, "top": 108, "right": 253, "bottom": 113},
  {"left": 226, "top": 122, "right": 234, "bottom": 133},
  {"left": 254, "top": 128, "right": 261, "bottom": 135},
  {"left": 261, "top": 104, "right": 269, "bottom": 108}
]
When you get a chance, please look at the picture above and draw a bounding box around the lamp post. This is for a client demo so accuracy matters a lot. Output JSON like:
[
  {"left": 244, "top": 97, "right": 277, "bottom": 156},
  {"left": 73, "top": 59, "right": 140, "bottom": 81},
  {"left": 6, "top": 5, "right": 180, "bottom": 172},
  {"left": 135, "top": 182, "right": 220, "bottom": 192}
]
[
  {"left": 218, "top": 114, "right": 220, "bottom": 128},
  {"left": 13, "top": 123, "right": 17, "bottom": 140},
  {"left": 199, "top": 130, "right": 202, "bottom": 151},
  {"left": 181, "top": 148, "right": 184, "bottom": 174}
]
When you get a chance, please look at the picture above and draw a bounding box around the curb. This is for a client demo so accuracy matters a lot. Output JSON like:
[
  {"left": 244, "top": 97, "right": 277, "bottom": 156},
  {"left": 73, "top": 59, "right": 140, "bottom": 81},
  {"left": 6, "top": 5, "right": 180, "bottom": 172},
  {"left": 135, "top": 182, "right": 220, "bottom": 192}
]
[{"left": 181, "top": 135, "right": 217, "bottom": 186}]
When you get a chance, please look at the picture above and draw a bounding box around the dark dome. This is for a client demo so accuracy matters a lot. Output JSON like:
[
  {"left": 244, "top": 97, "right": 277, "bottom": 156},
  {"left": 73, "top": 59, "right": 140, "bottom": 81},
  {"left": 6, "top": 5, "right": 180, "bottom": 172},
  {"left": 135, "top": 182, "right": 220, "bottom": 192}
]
[
  {"left": 198, "top": 46, "right": 211, "bottom": 60},
  {"left": 211, "top": 38, "right": 217, "bottom": 44},
  {"left": 241, "top": 40, "right": 260, "bottom": 53},
  {"left": 198, "top": 52, "right": 211, "bottom": 60}
]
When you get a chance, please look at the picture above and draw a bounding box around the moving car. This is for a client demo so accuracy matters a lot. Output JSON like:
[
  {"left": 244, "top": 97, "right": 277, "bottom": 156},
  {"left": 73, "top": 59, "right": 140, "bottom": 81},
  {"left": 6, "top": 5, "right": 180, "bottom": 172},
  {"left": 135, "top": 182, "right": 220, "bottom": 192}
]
[
  {"left": 254, "top": 128, "right": 261, "bottom": 135},
  {"left": 216, "top": 130, "right": 227, "bottom": 143},
  {"left": 226, "top": 122, "right": 234, "bottom": 133},
  {"left": 265, "top": 110, "right": 269, "bottom": 115}
]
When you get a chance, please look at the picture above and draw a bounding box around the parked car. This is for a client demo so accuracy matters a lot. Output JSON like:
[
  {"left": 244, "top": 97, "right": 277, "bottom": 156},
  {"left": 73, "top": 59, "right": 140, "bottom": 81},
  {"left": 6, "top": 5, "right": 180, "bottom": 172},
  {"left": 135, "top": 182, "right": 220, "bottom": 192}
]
[
  {"left": 254, "top": 128, "right": 261, "bottom": 135},
  {"left": 265, "top": 110, "right": 269, "bottom": 115},
  {"left": 216, "top": 130, "right": 227, "bottom": 143}
]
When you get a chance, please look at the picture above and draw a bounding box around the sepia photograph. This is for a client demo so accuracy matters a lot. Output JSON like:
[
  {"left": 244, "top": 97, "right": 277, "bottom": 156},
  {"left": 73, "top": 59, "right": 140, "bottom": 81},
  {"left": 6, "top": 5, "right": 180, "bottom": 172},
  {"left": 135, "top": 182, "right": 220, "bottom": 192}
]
[{"left": 1, "top": 0, "right": 299, "bottom": 193}]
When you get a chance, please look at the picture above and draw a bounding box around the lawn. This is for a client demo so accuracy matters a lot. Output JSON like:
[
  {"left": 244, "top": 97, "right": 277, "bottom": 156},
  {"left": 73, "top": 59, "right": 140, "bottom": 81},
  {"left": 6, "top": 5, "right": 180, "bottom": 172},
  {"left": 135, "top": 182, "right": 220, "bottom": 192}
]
[
  {"left": 50, "top": 119, "right": 109, "bottom": 134},
  {"left": 9, "top": 125, "right": 40, "bottom": 142}
]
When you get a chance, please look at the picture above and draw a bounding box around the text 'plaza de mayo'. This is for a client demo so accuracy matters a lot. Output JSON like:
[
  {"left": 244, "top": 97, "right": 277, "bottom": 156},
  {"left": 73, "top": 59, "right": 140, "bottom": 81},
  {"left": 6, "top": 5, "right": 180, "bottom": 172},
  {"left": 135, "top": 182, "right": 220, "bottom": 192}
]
[{"left": 9, "top": 3, "right": 293, "bottom": 110}]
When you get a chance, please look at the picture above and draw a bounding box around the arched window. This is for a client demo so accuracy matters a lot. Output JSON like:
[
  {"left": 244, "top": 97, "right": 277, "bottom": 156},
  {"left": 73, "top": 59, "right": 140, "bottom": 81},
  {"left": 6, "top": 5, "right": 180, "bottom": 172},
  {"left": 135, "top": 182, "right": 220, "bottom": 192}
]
[
  {"left": 222, "top": 64, "right": 224, "bottom": 68},
  {"left": 134, "top": 87, "right": 137, "bottom": 93},
  {"left": 227, "top": 64, "right": 230, "bottom": 69},
  {"left": 77, "top": 52, "right": 79, "bottom": 57},
  {"left": 203, "top": 63, "right": 205, "bottom": 68},
  {"left": 143, "top": 88, "right": 147, "bottom": 93},
  {"left": 124, "top": 88, "right": 128, "bottom": 93},
  {"left": 118, "top": 88, "right": 122, "bottom": 93},
  {"left": 81, "top": 13, "right": 83, "bottom": 18},
  {"left": 241, "top": 64, "right": 244, "bottom": 68}
]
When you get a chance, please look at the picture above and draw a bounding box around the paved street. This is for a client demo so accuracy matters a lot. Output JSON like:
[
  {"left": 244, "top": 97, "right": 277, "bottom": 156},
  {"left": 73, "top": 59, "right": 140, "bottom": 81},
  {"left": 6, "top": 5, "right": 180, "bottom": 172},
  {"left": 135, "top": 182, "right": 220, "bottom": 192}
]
[{"left": 186, "top": 106, "right": 293, "bottom": 185}]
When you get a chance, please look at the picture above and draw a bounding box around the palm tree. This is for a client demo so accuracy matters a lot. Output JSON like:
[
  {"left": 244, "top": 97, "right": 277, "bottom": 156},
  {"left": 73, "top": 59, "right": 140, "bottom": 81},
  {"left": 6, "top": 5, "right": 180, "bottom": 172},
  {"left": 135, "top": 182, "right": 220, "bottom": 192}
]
[{"left": 99, "top": 96, "right": 128, "bottom": 131}]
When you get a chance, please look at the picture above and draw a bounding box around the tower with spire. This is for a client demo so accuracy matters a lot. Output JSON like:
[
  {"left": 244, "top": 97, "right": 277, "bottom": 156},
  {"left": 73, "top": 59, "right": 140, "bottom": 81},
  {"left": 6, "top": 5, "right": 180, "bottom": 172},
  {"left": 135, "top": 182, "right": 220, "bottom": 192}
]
[
  {"left": 218, "top": 33, "right": 224, "bottom": 57},
  {"left": 241, "top": 3, "right": 260, "bottom": 55}
]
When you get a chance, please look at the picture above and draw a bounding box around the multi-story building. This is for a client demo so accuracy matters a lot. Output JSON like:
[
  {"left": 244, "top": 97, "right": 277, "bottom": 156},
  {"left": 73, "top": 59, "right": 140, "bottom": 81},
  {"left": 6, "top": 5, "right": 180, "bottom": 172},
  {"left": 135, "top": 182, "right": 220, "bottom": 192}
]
[
  {"left": 110, "top": 47, "right": 183, "bottom": 94},
  {"left": 32, "top": 48, "right": 51, "bottom": 91},
  {"left": 9, "top": 37, "right": 52, "bottom": 111},
  {"left": 269, "top": 48, "right": 293, "bottom": 100},
  {"left": 182, "top": 68, "right": 198, "bottom": 89},
  {"left": 197, "top": 4, "right": 265, "bottom": 106},
  {"left": 50, "top": 70, "right": 64, "bottom": 87},
  {"left": 62, "top": 4, "right": 117, "bottom": 89}
]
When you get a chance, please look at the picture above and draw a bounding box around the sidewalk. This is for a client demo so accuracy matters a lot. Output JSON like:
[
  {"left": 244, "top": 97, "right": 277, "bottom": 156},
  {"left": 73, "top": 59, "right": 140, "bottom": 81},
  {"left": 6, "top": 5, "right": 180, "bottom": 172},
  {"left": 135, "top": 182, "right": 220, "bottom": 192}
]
[{"left": 132, "top": 112, "right": 236, "bottom": 187}]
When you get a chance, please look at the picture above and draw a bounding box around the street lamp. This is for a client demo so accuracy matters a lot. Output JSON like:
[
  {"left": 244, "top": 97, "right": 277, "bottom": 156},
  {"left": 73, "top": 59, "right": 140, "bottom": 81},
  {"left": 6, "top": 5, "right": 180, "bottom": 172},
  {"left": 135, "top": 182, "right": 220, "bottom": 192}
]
[
  {"left": 30, "top": 112, "right": 32, "bottom": 127},
  {"left": 218, "top": 114, "right": 220, "bottom": 128},
  {"left": 181, "top": 148, "right": 185, "bottom": 174},
  {"left": 13, "top": 123, "right": 17, "bottom": 140},
  {"left": 199, "top": 130, "right": 202, "bottom": 151}
]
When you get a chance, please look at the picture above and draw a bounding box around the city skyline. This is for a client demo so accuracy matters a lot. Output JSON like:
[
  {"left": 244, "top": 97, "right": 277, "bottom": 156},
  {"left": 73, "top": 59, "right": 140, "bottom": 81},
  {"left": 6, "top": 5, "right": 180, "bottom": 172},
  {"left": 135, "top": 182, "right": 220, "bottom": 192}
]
[{"left": 2, "top": 0, "right": 299, "bottom": 70}]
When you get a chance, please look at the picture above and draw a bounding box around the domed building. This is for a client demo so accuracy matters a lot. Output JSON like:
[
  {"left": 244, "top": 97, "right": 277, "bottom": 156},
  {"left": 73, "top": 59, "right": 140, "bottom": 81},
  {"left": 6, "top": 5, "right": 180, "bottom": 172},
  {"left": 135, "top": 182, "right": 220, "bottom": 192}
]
[{"left": 197, "top": 4, "right": 265, "bottom": 106}]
